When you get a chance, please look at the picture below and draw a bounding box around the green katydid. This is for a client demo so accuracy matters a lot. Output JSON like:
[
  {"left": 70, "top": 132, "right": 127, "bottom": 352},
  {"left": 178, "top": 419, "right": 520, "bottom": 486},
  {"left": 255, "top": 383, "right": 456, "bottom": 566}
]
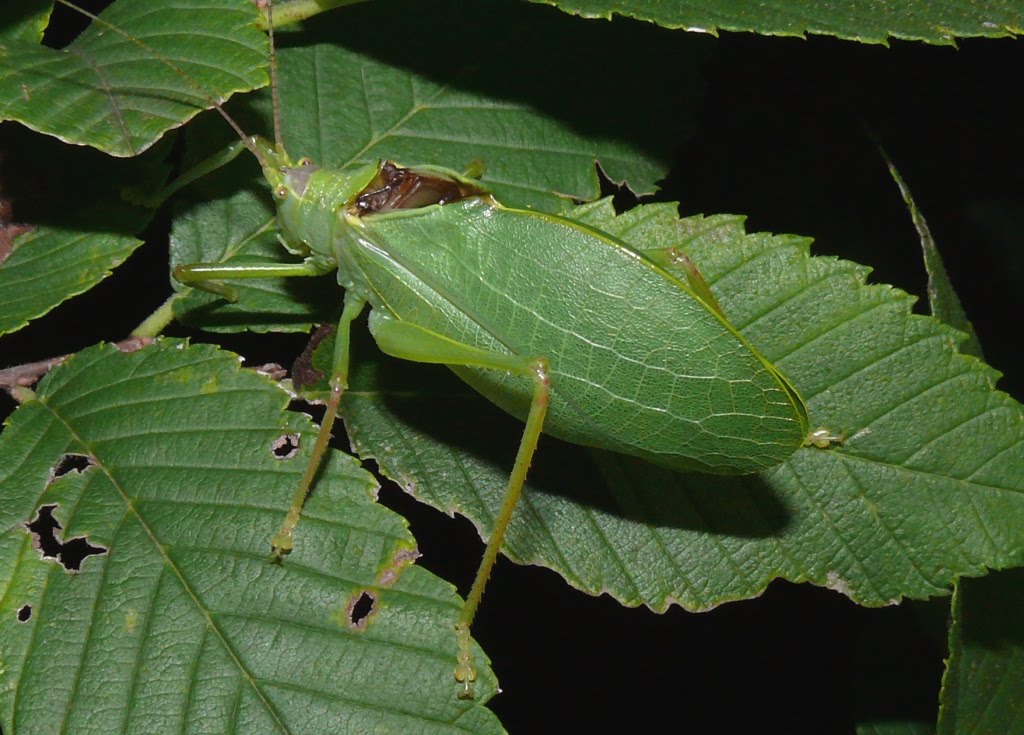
[{"left": 57, "top": 0, "right": 810, "bottom": 700}]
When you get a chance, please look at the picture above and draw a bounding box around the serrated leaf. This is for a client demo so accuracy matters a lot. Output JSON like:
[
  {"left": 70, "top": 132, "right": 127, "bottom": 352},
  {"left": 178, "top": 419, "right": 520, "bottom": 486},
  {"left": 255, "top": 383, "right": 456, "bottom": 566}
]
[
  {"left": 0, "top": 225, "right": 142, "bottom": 336},
  {"left": 211, "top": 0, "right": 705, "bottom": 210},
  {"left": 937, "top": 570, "right": 1024, "bottom": 735},
  {"left": 530, "top": 0, "right": 1024, "bottom": 44},
  {"left": 0, "top": 341, "right": 502, "bottom": 734},
  {"left": 0, "top": 127, "right": 170, "bottom": 337},
  {"left": 881, "top": 149, "right": 984, "bottom": 359},
  {"left": 338, "top": 200, "right": 1023, "bottom": 613},
  {"left": 0, "top": 0, "right": 268, "bottom": 156}
]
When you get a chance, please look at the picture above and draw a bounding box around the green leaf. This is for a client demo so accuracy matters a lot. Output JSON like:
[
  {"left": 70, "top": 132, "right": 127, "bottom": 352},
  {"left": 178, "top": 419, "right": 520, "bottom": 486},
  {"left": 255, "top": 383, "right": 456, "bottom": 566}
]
[
  {"left": 8, "top": 0, "right": 703, "bottom": 204},
  {"left": 0, "top": 0, "right": 268, "bottom": 156},
  {"left": 0, "top": 129, "right": 166, "bottom": 337},
  {"left": 0, "top": 225, "right": 142, "bottom": 336},
  {"left": 0, "top": 341, "right": 502, "bottom": 734},
  {"left": 0, "top": 0, "right": 50, "bottom": 44},
  {"left": 529, "top": 0, "right": 1024, "bottom": 44},
  {"left": 938, "top": 570, "right": 1024, "bottom": 735},
  {"left": 339, "top": 200, "right": 1024, "bottom": 612},
  {"left": 880, "top": 148, "right": 984, "bottom": 359}
]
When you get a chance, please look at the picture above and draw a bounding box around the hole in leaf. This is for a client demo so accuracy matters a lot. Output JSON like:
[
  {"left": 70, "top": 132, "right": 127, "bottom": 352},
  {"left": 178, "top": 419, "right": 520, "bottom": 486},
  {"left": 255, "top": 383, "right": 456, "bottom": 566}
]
[
  {"left": 17, "top": 605, "right": 32, "bottom": 622},
  {"left": 270, "top": 433, "right": 300, "bottom": 460},
  {"left": 348, "top": 590, "right": 376, "bottom": 629},
  {"left": 51, "top": 453, "right": 93, "bottom": 480},
  {"left": 26, "top": 505, "right": 107, "bottom": 572}
]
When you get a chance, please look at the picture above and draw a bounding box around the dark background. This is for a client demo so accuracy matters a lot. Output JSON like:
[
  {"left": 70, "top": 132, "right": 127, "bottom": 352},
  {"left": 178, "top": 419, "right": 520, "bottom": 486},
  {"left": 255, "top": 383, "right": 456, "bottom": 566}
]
[{"left": 3, "top": 3, "right": 1021, "bottom": 733}]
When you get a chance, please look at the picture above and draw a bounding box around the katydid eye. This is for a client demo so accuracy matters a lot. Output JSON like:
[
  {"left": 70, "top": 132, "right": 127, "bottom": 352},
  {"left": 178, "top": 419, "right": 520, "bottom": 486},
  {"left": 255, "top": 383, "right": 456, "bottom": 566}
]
[
  {"left": 275, "top": 186, "right": 288, "bottom": 199},
  {"left": 298, "top": 157, "right": 314, "bottom": 167}
]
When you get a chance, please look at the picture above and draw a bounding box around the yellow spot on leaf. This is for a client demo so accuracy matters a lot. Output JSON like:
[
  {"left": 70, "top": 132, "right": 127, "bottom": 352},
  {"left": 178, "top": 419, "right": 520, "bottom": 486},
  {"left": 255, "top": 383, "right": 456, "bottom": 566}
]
[
  {"left": 200, "top": 376, "right": 220, "bottom": 394},
  {"left": 330, "top": 604, "right": 349, "bottom": 628},
  {"left": 125, "top": 608, "right": 138, "bottom": 633}
]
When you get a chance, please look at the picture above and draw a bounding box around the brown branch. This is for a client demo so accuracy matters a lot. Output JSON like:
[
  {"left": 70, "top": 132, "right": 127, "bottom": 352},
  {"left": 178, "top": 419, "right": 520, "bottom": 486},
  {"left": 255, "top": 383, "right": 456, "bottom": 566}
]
[{"left": 1, "top": 337, "right": 155, "bottom": 398}]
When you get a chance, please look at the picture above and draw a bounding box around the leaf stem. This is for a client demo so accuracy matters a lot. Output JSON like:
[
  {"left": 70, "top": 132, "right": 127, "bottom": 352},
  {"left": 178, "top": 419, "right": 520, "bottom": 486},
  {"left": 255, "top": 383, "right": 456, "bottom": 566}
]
[{"left": 131, "top": 294, "right": 180, "bottom": 339}]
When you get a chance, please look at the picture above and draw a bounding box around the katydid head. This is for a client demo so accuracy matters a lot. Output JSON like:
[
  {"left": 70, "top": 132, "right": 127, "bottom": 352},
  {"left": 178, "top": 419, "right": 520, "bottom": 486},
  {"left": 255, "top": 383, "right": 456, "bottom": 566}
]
[
  {"left": 266, "top": 157, "right": 493, "bottom": 265},
  {"left": 269, "top": 160, "right": 380, "bottom": 260},
  {"left": 251, "top": 135, "right": 303, "bottom": 188}
]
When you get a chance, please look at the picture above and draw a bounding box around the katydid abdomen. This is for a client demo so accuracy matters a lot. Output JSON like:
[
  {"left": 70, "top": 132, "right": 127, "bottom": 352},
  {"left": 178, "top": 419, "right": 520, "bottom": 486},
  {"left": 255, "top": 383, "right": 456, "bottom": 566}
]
[{"left": 341, "top": 196, "right": 808, "bottom": 475}]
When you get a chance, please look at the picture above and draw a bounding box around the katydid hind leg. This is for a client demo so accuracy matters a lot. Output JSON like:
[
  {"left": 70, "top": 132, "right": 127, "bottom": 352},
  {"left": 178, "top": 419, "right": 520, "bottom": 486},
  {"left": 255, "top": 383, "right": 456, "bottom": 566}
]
[
  {"left": 368, "top": 313, "right": 551, "bottom": 698},
  {"left": 271, "top": 293, "right": 367, "bottom": 558},
  {"left": 455, "top": 360, "right": 548, "bottom": 699}
]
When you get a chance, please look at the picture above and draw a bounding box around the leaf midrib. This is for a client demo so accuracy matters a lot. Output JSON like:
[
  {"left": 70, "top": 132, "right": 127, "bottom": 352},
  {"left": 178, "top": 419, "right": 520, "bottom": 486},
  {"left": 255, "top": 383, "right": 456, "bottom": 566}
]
[{"left": 35, "top": 351, "right": 293, "bottom": 735}]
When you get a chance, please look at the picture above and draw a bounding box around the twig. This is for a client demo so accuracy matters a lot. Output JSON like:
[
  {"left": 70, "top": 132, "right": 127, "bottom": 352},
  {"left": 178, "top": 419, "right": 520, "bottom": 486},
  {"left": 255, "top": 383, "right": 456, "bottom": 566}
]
[{"left": 1, "top": 337, "right": 155, "bottom": 399}]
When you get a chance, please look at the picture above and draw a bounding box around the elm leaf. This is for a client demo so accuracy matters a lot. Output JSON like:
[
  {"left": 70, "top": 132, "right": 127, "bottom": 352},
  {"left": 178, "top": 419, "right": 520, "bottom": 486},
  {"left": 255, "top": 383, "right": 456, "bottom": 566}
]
[{"left": 0, "top": 340, "right": 502, "bottom": 734}]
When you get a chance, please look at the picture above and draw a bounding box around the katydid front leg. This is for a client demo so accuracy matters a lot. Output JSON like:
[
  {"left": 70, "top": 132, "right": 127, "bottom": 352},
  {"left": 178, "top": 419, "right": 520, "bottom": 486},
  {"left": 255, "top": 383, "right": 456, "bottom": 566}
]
[
  {"left": 368, "top": 312, "right": 551, "bottom": 700},
  {"left": 270, "top": 292, "right": 366, "bottom": 557},
  {"left": 169, "top": 259, "right": 352, "bottom": 557},
  {"left": 174, "top": 260, "right": 330, "bottom": 301}
]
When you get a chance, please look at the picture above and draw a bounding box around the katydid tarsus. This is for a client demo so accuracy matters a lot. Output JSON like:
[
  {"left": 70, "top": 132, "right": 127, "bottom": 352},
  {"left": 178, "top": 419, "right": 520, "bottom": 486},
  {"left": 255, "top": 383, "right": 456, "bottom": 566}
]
[{"left": 57, "top": 0, "right": 810, "bottom": 699}]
